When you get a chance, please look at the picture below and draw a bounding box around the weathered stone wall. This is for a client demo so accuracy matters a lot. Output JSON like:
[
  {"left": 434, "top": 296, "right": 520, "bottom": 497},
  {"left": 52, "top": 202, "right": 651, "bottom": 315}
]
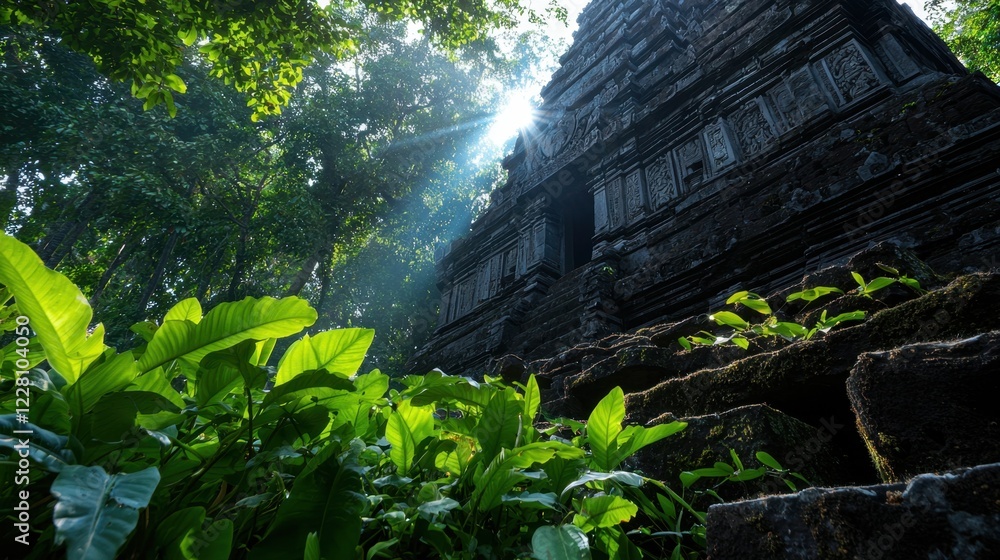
[{"left": 409, "top": 0, "right": 1000, "bottom": 377}]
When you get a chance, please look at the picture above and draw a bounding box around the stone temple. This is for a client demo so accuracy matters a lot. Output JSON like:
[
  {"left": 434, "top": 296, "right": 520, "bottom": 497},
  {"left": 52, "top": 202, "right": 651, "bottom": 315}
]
[{"left": 408, "top": 0, "right": 1000, "bottom": 376}]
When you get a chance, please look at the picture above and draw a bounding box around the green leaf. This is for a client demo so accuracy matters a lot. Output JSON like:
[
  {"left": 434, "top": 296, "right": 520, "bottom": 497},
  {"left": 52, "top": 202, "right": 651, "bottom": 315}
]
[
  {"left": 711, "top": 311, "right": 748, "bottom": 330},
  {"left": 851, "top": 271, "right": 866, "bottom": 289},
  {"left": 250, "top": 453, "right": 365, "bottom": 560},
  {"left": 612, "top": 421, "right": 687, "bottom": 468},
  {"left": 65, "top": 351, "right": 138, "bottom": 423},
  {"left": 476, "top": 388, "right": 522, "bottom": 461},
  {"left": 523, "top": 374, "right": 541, "bottom": 426},
  {"left": 51, "top": 466, "right": 160, "bottom": 560},
  {"left": 162, "top": 73, "right": 187, "bottom": 94},
  {"left": 409, "top": 377, "right": 492, "bottom": 409},
  {"left": 385, "top": 399, "right": 434, "bottom": 473},
  {"left": 502, "top": 491, "right": 558, "bottom": 510},
  {"left": 575, "top": 495, "right": 638, "bottom": 532},
  {"left": 0, "top": 234, "right": 105, "bottom": 384},
  {"left": 276, "top": 328, "right": 374, "bottom": 385},
  {"left": 725, "top": 291, "right": 750, "bottom": 305},
  {"left": 417, "top": 497, "right": 460, "bottom": 520},
  {"left": 677, "top": 337, "right": 692, "bottom": 351},
  {"left": 260, "top": 370, "right": 355, "bottom": 410},
  {"left": 138, "top": 296, "right": 316, "bottom": 374},
  {"left": 755, "top": 451, "right": 783, "bottom": 471},
  {"left": 163, "top": 298, "right": 202, "bottom": 323},
  {"left": 0, "top": 415, "right": 76, "bottom": 471},
  {"left": 587, "top": 387, "right": 625, "bottom": 471},
  {"left": 864, "top": 277, "right": 897, "bottom": 294},
  {"left": 738, "top": 296, "right": 772, "bottom": 315},
  {"left": 560, "top": 470, "right": 644, "bottom": 498},
  {"left": 531, "top": 525, "right": 591, "bottom": 560},
  {"left": 304, "top": 533, "right": 320, "bottom": 560}
]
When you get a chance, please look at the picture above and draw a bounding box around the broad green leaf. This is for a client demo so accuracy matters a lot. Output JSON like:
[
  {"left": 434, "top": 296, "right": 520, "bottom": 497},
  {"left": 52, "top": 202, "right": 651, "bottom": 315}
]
[
  {"left": 260, "top": 371, "right": 355, "bottom": 409},
  {"left": 473, "top": 441, "right": 583, "bottom": 511},
  {"left": 156, "top": 507, "right": 204, "bottom": 559},
  {"left": 560, "top": 470, "right": 644, "bottom": 498},
  {"left": 417, "top": 497, "right": 460, "bottom": 520},
  {"left": 249, "top": 453, "right": 365, "bottom": 560},
  {"left": 711, "top": 311, "right": 748, "bottom": 330},
  {"left": 0, "top": 415, "right": 76, "bottom": 472},
  {"left": 0, "top": 234, "right": 105, "bottom": 384},
  {"left": 756, "top": 451, "right": 784, "bottom": 470},
  {"left": 51, "top": 466, "right": 160, "bottom": 560},
  {"left": 434, "top": 435, "right": 475, "bottom": 475},
  {"left": 865, "top": 277, "right": 897, "bottom": 293},
  {"left": 385, "top": 399, "right": 434, "bottom": 473},
  {"left": 10, "top": 368, "right": 71, "bottom": 434},
  {"left": 738, "top": 297, "right": 772, "bottom": 315},
  {"left": 542, "top": 457, "right": 587, "bottom": 497},
  {"left": 574, "top": 495, "right": 638, "bottom": 532},
  {"left": 304, "top": 533, "right": 320, "bottom": 560},
  {"left": 163, "top": 299, "right": 203, "bottom": 323},
  {"left": 409, "top": 378, "right": 492, "bottom": 409},
  {"left": 162, "top": 73, "right": 187, "bottom": 93},
  {"left": 725, "top": 291, "right": 750, "bottom": 305},
  {"left": 476, "top": 388, "right": 522, "bottom": 461},
  {"left": 65, "top": 351, "right": 138, "bottom": 423},
  {"left": 851, "top": 271, "right": 866, "bottom": 289},
  {"left": 180, "top": 520, "right": 231, "bottom": 560},
  {"left": 502, "top": 491, "right": 558, "bottom": 510},
  {"left": 531, "top": 525, "right": 591, "bottom": 560},
  {"left": 523, "top": 374, "right": 541, "bottom": 426},
  {"left": 587, "top": 387, "right": 625, "bottom": 471},
  {"left": 138, "top": 296, "right": 316, "bottom": 374},
  {"left": 276, "top": 328, "right": 374, "bottom": 385}
]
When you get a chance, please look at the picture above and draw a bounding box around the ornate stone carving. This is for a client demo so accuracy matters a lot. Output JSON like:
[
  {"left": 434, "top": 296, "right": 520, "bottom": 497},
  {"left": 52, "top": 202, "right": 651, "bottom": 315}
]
[
  {"left": 787, "top": 67, "right": 828, "bottom": 120},
  {"left": 594, "top": 186, "right": 610, "bottom": 234},
  {"left": 607, "top": 177, "right": 626, "bottom": 231},
  {"left": 625, "top": 169, "right": 646, "bottom": 222},
  {"left": 704, "top": 120, "right": 738, "bottom": 173},
  {"left": 676, "top": 137, "right": 705, "bottom": 189},
  {"left": 732, "top": 99, "right": 777, "bottom": 157},
  {"left": 820, "top": 41, "right": 883, "bottom": 106},
  {"left": 646, "top": 152, "right": 679, "bottom": 209}
]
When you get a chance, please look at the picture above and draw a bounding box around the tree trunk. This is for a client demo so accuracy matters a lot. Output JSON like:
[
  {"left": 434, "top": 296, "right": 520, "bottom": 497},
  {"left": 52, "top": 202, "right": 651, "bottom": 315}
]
[
  {"left": 284, "top": 243, "right": 325, "bottom": 297},
  {"left": 90, "top": 233, "right": 138, "bottom": 307},
  {"left": 226, "top": 227, "right": 249, "bottom": 301},
  {"left": 136, "top": 230, "right": 180, "bottom": 313}
]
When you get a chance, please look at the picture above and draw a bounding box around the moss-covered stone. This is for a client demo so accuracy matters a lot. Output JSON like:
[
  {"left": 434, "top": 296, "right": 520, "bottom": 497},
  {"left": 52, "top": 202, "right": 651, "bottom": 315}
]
[{"left": 848, "top": 332, "right": 1000, "bottom": 482}]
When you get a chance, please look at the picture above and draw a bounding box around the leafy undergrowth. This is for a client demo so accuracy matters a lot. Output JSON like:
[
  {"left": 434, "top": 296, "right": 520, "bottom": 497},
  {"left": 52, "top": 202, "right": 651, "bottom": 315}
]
[{"left": 0, "top": 234, "right": 801, "bottom": 559}]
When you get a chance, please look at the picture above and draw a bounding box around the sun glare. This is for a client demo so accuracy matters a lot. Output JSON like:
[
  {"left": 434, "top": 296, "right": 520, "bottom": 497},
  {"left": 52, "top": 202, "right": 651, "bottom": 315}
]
[{"left": 488, "top": 92, "right": 537, "bottom": 144}]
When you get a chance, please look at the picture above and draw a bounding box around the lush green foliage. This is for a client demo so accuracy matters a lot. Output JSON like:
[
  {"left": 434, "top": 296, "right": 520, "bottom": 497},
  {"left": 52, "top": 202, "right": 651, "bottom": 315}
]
[
  {"left": 678, "top": 264, "right": 926, "bottom": 351},
  {"left": 1, "top": 20, "right": 535, "bottom": 364},
  {"left": 1, "top": 235, "right": 805, "bottom": 559},
  {"left": 0, "top": 0, "right": 563, "bottom": 119},
  {"left": 927, "top": 0, "right": 1000, "bottom": 82}
]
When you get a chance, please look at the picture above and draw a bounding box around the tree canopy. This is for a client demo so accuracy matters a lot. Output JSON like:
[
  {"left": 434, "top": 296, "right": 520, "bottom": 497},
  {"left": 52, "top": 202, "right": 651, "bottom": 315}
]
[
  {"left": 1, "top": 9, "right": 558, "bottom": 367},
  {"left": 927, "top": 0, "right": 1000, "bottom": 82},
  {"left": 0, "top": 0, "right": 564, "bottom": 119}
]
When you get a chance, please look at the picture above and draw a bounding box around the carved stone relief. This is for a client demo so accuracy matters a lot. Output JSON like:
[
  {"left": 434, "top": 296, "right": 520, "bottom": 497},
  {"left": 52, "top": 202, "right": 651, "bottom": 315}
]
[
  {"left": 786, "top": 67, "right": 828, "bottom": 120},
  {"left": 703, "top": 119, "right": 739, "bottom": 174},
  {"left": 731, "top": 99, "right": 778, "bottom": 157},
  {"left": 607, "top": 176, "right": 626, "bottom": 231},
  {"left": 645, "top": 152, "right": 679, "bottom": 209},
  {"left": 594, "top": 185, "right": 610, "bottom": 234},
  {"left": 625, "top": 169, "right": 646, "bottom": 222},
  {"left": 819, "top": 41, "right": 884, "bottom": 106},
  {"left": 676, "top": 137, "right": 706, "bottom": 190}
]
